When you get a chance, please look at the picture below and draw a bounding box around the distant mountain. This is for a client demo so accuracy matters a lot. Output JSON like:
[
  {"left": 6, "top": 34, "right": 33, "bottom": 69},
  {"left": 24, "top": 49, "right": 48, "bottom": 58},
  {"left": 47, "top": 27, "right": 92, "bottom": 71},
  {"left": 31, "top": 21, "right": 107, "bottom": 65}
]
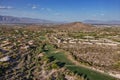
[
  {"left": 0, "top": 15, "right": 55, "bottom": 24},
  {"left": 55, "top": 22, "right": 94, "bottom": 31},
  {"left": 83, "top": 20, "right": 120, "bottom": 24}
]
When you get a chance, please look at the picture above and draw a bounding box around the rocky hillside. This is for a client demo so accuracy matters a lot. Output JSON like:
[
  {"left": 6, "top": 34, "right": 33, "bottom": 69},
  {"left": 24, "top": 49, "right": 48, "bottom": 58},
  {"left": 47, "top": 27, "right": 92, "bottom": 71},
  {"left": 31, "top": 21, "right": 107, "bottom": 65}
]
[{"left": 55, "top": 22, "right": 94, "bottom": 31}]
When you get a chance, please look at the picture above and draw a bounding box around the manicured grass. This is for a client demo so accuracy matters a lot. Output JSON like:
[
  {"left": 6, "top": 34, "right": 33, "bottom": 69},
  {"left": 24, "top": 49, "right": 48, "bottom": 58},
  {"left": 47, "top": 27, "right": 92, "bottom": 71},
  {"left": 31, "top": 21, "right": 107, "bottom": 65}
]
[
  {"left": 43, "top": 44, "right": 117, "bottom": 80},
  {"left": 67, "top": 66, "right": 116, "bottom": 80},
  {"left": 46, "top": 52, "right": 73, "bottom": 65}
]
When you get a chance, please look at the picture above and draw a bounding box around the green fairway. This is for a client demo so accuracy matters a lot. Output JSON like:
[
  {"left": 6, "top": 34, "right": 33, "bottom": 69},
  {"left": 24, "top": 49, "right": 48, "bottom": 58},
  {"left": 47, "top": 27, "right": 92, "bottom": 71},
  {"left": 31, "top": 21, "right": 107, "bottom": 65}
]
[
  {"left": 46, "top": 52, "right": 73, "bottom": 65},
  {"left": 67, "top": 66, "right": 116, "bottom": 80},
  {"left": 44, "top": 44, "right": 117, "bottom": 80}
]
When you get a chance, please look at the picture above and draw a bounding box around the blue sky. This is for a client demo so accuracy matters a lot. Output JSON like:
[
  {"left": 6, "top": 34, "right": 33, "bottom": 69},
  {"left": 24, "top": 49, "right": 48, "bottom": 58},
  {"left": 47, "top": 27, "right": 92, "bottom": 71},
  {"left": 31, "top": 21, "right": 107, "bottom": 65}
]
[{"left": 0, "top": 0, "right": 120, "bottom": 21}]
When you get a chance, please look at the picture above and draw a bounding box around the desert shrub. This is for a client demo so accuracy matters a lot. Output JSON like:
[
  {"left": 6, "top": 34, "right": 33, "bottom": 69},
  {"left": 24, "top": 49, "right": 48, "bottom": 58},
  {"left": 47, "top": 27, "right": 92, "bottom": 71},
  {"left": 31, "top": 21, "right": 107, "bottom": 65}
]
[
  {"left": 51, "top": 63, "right": 59, "bottom": 69},
  {"left": 56, "top": 74, "right": 65, "bottom": 80},
  {"left": 56, "top": 62, "right": 65, "bottom": 68}
]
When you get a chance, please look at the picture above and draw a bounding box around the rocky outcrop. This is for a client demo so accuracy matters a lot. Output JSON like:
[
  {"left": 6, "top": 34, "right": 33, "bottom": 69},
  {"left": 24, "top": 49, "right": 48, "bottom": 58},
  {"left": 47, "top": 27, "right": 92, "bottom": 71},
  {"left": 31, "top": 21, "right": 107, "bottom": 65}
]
[{"left": 0, "top": 56, "right": 10, "bottom": 62}]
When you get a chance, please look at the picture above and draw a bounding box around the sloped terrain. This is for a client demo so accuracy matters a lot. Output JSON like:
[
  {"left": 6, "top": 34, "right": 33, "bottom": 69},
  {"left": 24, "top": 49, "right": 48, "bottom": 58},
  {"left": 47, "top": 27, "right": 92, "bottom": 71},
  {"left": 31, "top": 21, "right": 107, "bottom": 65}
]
[
  {"left": 0, "top": 23, "right": 120, "bottom": 80},
  {"left": 0, "top": 26, "right": 85, "bottom": 80}
]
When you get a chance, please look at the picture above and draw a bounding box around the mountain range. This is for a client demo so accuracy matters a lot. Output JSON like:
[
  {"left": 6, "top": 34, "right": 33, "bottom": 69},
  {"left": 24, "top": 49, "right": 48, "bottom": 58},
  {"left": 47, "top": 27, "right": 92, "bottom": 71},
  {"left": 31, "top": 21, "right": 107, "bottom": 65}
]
[
  {"left": 0, "top": 15, "right": 120, "bottom": 24},
  {"left": 83, "top": 20, "right": 120, "bottom": 24},
  {"left": 0, "top": 15, "right": 55, "bottom": 24}
]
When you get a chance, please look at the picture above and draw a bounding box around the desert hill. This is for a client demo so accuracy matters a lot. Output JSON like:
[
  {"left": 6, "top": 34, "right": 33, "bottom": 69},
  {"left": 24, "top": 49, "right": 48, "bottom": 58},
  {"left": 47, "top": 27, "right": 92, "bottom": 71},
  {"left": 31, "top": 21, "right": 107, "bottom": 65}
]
[{"left": 55, "top": 22, "right": 94, "bottom": 31}]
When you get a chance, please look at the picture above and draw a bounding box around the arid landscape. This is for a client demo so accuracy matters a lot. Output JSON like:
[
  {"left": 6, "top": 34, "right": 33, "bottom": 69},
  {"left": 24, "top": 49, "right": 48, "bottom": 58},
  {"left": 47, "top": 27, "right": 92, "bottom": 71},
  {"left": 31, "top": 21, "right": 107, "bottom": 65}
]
[
  {"left": 0, "top": 22, "right": 120, "bottom": 80},
  {"left": 0, "top": 0, "right": 120, "bottom": 80}
]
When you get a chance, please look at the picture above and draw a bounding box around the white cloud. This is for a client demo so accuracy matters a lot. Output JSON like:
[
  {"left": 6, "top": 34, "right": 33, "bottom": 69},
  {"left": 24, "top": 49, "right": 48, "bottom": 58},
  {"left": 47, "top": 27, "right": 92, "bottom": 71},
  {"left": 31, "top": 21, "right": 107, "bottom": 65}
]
[
  {"left": 28, "top": 4, "right": 38, "bottom": 9},
  {"left": 32, "top": 5, "right": 37, "bottom": 9},
  {"left": 41, "top": 8, "right": 45, "bottom": 10},
  {"left": 0, "top": 6, "right": 13, "bottom": 9},
  {"left": 92, "top": 13, "right": 105, "bottom": 17},
  {"left": 40, "top": 7, "right": 52, "bottom": 12}
]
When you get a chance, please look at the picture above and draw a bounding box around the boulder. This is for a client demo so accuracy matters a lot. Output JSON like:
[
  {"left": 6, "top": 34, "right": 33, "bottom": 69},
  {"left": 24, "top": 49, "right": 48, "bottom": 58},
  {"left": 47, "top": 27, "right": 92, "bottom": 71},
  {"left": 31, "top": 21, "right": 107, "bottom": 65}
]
[{"left": 0, "top": 56, "right": 10, "bottom": 62}]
